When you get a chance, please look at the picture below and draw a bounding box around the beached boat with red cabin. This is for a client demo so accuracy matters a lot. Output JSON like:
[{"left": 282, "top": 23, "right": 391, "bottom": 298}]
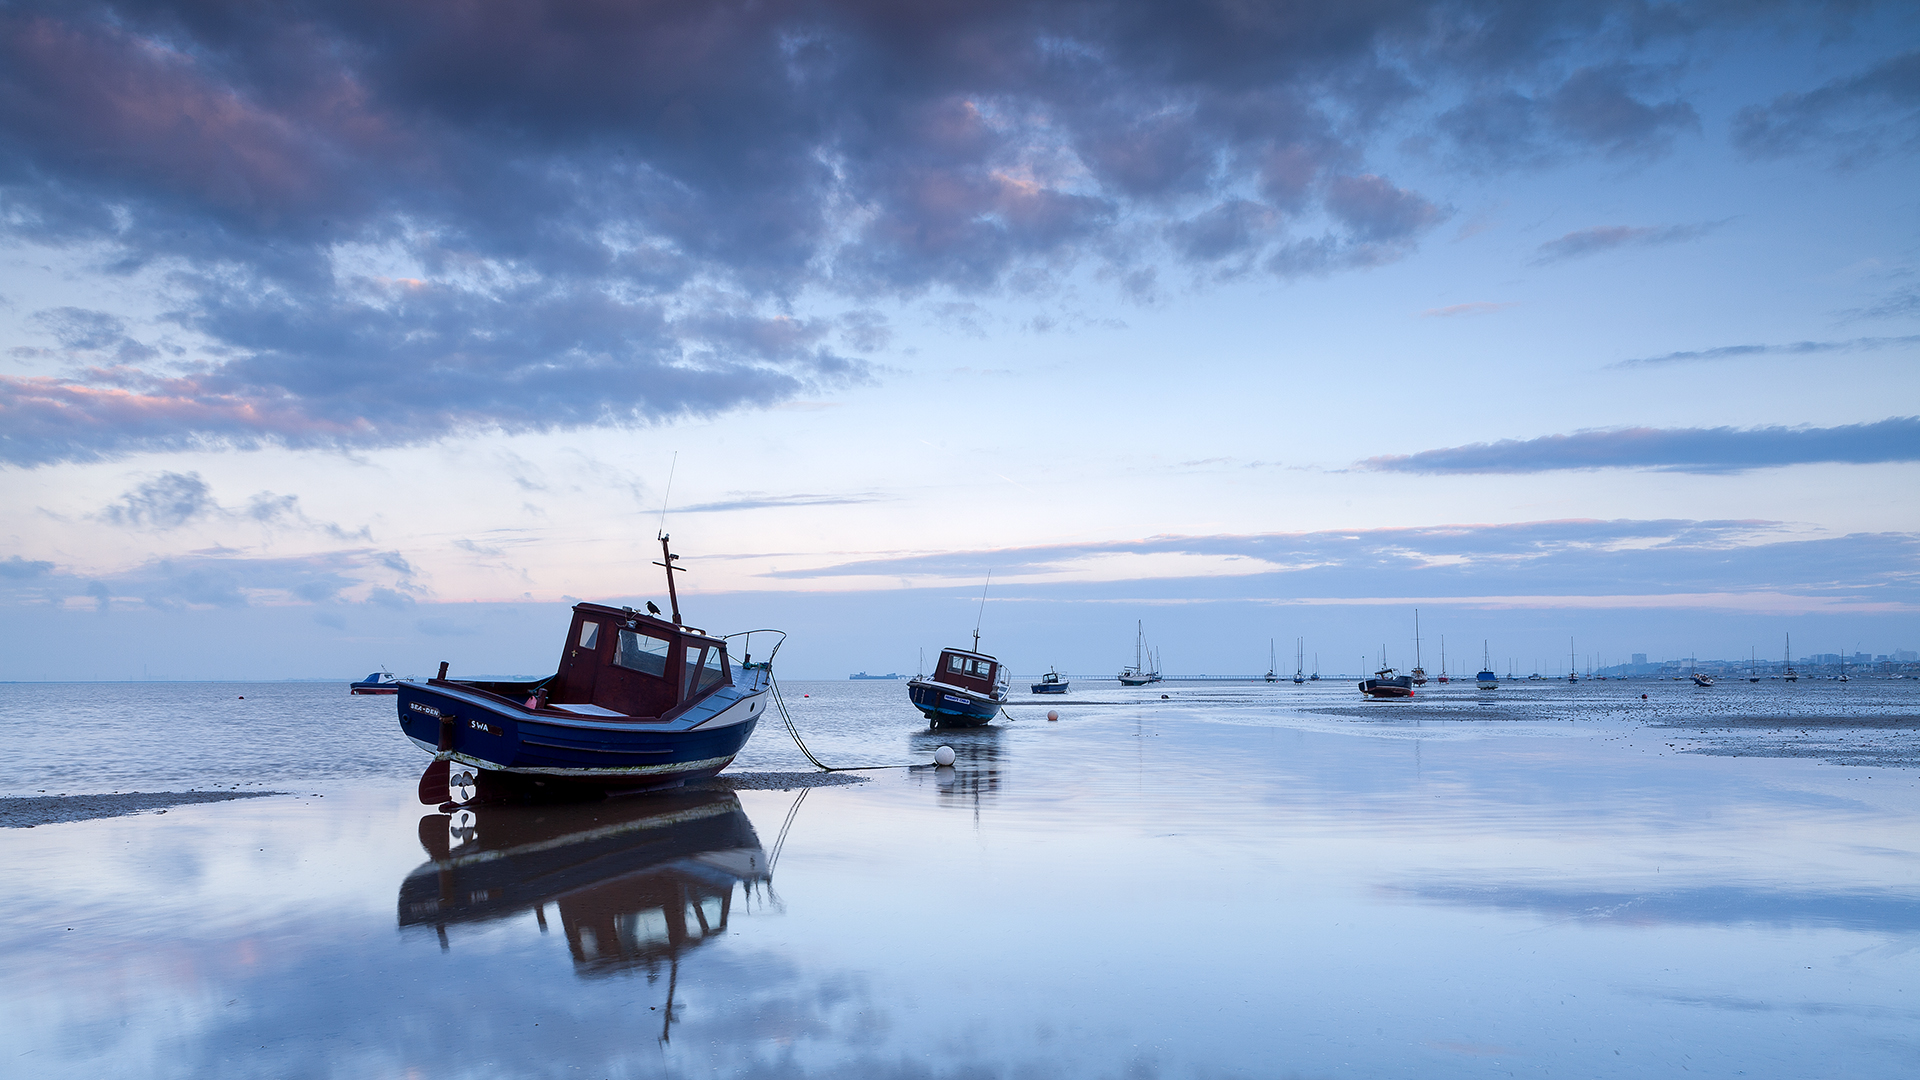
[
  {"left": 396, "top": 537, "right": 781, "bottom": 802},
  {"left": 908, "top": 634, "right": 1009, "bottom": 727}
]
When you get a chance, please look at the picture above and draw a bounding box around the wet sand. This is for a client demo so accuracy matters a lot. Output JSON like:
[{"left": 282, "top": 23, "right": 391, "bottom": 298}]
[{"left": 0, "top": 790, "right": 283, "bottom": 828}]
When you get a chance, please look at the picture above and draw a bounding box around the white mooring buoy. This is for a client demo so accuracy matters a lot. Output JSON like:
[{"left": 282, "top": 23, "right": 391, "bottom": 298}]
[{"left": 933, "top": 745, "right": 956, "bottom": 767}]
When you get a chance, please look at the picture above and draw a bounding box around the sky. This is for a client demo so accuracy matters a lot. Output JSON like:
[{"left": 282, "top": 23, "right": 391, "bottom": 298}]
[{"left": 1, "top": 0, "right": 1917, "bottom": 680}]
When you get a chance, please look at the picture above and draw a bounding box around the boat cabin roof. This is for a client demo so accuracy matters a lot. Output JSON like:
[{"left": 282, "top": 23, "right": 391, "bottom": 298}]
[
  {"left": 544, "top": 602, "right": 731, "bottom": 720},
  {"left": 936, "top": 647, "right": 996, "bottom": 664}
]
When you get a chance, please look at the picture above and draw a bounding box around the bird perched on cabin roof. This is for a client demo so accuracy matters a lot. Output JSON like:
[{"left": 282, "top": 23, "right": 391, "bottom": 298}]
[{"left": 646, "top": 601, "right": 661, "bottom": 616}]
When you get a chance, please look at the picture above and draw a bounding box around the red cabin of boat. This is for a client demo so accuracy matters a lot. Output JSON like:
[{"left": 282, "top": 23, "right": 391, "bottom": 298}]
[
  {"left": 544, "top": 603, "right": 731, "bottom": 720},
  {"left": 931, "top": 649, "right": 999, "bottom": 693}
]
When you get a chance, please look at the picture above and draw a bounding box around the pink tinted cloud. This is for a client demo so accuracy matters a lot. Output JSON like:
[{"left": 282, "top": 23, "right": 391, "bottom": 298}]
[{"left": 0, "top": 374, "right": 371, "bottom": 463}]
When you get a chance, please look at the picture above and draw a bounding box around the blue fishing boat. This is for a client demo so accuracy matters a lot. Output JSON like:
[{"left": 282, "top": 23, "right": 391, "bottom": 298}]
[
  {"left": 396, "top": 536, "right": 782, "bottom": 802},
  {"left": 1031, "top": 668, "right": 1069, "bottom": 694}
]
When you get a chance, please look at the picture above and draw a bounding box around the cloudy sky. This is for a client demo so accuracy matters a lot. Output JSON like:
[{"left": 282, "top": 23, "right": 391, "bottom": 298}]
[{"left": 2, "top": 0, "right": 1916, "bottom": 680}]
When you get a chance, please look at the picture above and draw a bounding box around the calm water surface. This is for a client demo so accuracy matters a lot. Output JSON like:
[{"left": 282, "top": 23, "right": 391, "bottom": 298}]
[{"left": 3, "top": 678, "right": 1917, "bottom": 1078}]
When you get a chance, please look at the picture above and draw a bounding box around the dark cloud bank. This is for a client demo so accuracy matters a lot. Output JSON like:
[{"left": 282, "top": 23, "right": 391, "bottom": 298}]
[{"left": 0, "top": 2, "right": 1904, "bottom": 465}]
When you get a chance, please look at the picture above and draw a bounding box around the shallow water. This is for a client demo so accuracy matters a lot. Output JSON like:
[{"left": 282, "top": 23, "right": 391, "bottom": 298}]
[{"left": 3, "top": 678, "right": 1917, "bottom": 1078}]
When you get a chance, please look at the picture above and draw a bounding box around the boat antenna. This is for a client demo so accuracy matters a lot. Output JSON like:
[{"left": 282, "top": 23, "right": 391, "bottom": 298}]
[
  {"left": 656, "top": 451, "right": 678, "bottom": 540},
  {"left": 973, "top": 571, "right": 992, "bottom": 652}
]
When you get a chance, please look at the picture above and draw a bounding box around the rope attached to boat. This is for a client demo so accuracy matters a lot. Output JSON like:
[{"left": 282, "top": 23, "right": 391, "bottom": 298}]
[{"left": 769, "top": 674, "right": 933, "bottom": 772}]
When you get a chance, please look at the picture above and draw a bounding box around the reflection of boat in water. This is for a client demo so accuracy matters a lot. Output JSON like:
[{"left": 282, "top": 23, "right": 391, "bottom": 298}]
[
  {"left": 399, "top": 789, "right": 770, "bottom": 979},
  {"left": 350, "top": 670, "right": 399, "bottom": 695},
  {"left": 1031, "top": 668, "right": 1069, "bottom": 694},
  {"left": 909, "top": 727, "right": 1003, "bottom": 811},
  {"left": 396, "top": 536, "right": 781, "bottom": 800}
]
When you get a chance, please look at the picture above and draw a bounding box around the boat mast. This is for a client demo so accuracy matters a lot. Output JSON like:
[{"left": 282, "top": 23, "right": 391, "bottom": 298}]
[{"left": 654, "top": 534, "right": 685, "bottom": 625}]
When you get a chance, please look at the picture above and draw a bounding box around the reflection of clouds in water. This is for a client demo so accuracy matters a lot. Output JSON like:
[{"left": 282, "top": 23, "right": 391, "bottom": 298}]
[{"left": 1387, "top": 884, "right": 1920, "bottom": 934}]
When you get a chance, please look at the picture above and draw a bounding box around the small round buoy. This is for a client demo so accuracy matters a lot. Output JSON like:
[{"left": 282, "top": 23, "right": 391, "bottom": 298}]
[
  {"left": 803, "top": 694, "right": 809, "bottom": 698},
  {"left": 1641, "top": 694, "right": 1648, "bottom": 700},
  {"left": 237, "top": 696, "right": 244, "bottom": 699},
  {"left": 1047, "top": 710, "right": 1059, "bottom": 721},
  {"left": 933, "top": 745, "right": 956, "bottom": 766},
  {"left": 1160, "top": 694, "right": 1169, "bottom": 699}
]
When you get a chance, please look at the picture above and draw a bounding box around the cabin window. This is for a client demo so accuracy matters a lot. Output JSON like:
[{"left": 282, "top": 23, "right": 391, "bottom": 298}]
[
  {"left": 615, "top": 630, "right": 670, "bottom": 677},
  {"left": 682, "top": 646, "right": 705, "bottom": 699},
  {"left": 947, "top": 655, "right": 967, "bottom": 673},
  {"left": 577, "top": 622, "right": 600, "bottom": 650},
  {"left": 696, "top": 645, "right": 728, "bottom": 694},
  {"left": 972, "top": 659, "right": 994, "bottom": 678}
]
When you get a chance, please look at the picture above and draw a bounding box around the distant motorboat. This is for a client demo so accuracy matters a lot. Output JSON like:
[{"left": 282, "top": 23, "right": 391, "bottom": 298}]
[
  {"left": 1360, "top": 647, "right": 1413, "bottom": 698},
  {"left": 1031, "top": 668, "right": 1070, "bottom": 694},
  {"left": 350, "top": 670, "right": 399, "bottom": 695},
  {"left": 1360, "top": 665, "right": 1414, "bottom": 699},
  {"left": 849, "top": 671, "right": 901, "bottom": 680}
]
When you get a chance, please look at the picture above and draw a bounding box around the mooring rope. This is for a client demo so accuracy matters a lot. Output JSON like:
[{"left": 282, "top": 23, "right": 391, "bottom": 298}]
[{"left": 770, "top": 674, "right": 930, "bottom": 772}]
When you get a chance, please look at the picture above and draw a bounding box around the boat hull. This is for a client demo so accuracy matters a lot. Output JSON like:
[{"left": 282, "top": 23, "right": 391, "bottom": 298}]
[
  {"left": 1030, "top": 681, "right": 1069, "bottom": 694},
  {"left": 396, "top": 669, "right": 768, "bottom": 793},
  {"left": 907, "top": 678, "right": 1003, "bottom": 726}
]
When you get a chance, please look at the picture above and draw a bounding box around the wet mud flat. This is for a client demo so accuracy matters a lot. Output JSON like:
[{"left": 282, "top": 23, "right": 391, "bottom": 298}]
[
  {"left": 1290, "top": 681, "right": 1920, "bottom": 768},
  {"left": 0, "top": 789, "right": 283, "bottom": 828},
  {"left": 693, "top": 770, "right": 871, "bottom": 791},
  {"left": 1651, "top": 715, "right": 1920, "bottom": 768}
]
